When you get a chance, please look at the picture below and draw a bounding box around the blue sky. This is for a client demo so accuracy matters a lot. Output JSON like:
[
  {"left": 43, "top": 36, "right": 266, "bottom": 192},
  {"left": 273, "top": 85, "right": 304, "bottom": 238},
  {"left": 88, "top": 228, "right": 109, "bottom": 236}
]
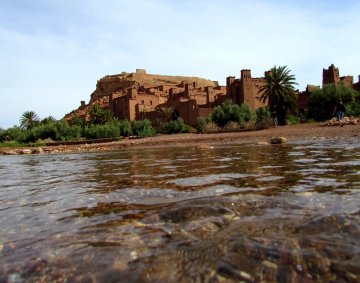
[{"left": 1, "top": 0, "right": 359, "bottom": 128}]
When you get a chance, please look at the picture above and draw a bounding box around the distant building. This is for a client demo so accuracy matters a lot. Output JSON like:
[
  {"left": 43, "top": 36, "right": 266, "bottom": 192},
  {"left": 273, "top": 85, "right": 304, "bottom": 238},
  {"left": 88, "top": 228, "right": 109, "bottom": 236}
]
[
  {"left": 65, "top": 65, "right": 359, "bottom": 126},
  {"left": 226, "top": 69, "right": 268, "bottom": 110}
]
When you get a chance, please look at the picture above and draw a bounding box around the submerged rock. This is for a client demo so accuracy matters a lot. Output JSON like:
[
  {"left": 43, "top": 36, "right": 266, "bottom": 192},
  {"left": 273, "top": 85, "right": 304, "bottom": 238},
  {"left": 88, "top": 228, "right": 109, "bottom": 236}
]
[
  {"left": 195, "top": 144, "right": 214, "bottom": 150},
  {"left": 271, "top": 137, "right": 287, "bottom": 144},
  {"left": 31, "top": 148, "right": 43, "bottom": 154}
]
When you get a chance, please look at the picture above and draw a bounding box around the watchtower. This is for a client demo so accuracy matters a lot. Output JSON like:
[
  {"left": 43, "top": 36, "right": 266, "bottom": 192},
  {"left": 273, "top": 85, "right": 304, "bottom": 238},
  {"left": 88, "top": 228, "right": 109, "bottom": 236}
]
[
  {"left": 323, "top": 64, "right": 340, "bottom": 86},
  {"left": 240, "top": 70, "right": 255, "bottom": 109}
]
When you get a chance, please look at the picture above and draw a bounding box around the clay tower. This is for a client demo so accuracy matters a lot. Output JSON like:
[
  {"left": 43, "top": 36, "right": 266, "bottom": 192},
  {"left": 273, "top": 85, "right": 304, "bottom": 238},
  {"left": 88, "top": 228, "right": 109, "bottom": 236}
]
[
  {"left": 241, "top": 70, "right": 255, "bottom": 109},
  {"left": 323, "top": 64, "right": 340, "bottom": 86}
]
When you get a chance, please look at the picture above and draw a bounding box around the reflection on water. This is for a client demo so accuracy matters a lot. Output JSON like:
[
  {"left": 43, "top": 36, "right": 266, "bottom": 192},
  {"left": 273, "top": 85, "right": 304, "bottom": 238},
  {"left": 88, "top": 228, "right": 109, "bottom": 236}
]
[{"left": 0, "top": 138, "right": 360, "bottom": 282}]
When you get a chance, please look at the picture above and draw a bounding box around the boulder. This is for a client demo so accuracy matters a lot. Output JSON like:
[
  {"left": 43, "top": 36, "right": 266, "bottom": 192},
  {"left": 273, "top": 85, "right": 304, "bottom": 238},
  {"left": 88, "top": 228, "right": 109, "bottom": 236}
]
[
  {"left": 18, "top": 149, "right": 32, "bottom": 155},
  {"left": 271, "top": 137, "right": 287, "bottom": 144},
  {"left": 31, "top": 148, "right": 44, "bottom": 154}
]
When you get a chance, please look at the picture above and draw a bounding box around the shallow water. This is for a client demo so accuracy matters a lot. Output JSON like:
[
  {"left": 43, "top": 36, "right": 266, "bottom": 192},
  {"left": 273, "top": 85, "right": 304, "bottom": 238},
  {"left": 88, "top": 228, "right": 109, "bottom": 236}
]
[{"left": 0, "top": 138, "right": 360, "bottom": 282}]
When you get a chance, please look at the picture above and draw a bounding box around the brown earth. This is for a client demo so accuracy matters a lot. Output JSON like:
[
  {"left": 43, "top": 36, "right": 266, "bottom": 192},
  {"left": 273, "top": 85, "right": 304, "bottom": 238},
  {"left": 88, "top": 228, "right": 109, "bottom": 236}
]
[{"left": 1, "top": 123, "right": 359, "bottom": 155}]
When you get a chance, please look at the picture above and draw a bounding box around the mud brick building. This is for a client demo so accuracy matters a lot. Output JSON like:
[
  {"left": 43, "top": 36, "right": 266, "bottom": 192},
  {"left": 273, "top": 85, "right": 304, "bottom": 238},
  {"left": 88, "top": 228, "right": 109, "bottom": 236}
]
[{"left": 65, "top": 65, "right": 359, "bottom": 126}]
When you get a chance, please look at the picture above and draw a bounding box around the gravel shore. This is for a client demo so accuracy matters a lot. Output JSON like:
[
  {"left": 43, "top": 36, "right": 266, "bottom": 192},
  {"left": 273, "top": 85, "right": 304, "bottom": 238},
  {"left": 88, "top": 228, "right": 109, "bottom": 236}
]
[{"left": 1, "top": 122, "right": 359, "bottom": 155}]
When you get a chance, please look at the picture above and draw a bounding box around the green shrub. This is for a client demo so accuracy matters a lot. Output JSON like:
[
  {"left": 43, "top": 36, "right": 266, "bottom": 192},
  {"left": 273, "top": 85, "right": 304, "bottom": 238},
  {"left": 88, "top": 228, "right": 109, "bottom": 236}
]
[
  {"left": 254, "top": 107, "right": 272, "bottom": 130},
  {"left": 89, "top": 103, "right": 114, "bottom": 125},
  {"left": 211, "top": 100, "right": 255, "bottom": 127},
  {"left": 0, "top": 126, "right": 24, "bottom": 142},
  {"left": 196, "top": 117, "right": 207, "bottom": 134},
  {"left": 83, "top": 123, "right": 120, "bottom": 139},
  {"left": 164, "top": 118, "right": 188, "bottom": 134},
  {"left": 152, "top": 118, "right": 167, "bottom": 134},
  {"left": 119, "top": 119, "right": 133, "bottom": 137},
  {"left": 132, "top": 119, "right": 156, "bottom": 137},
  {"left": 19, "top": 120, "right": 82, "bottom": 142},
  {"left": 287, "top": 115, "right": 299, "bottom": 125},
  {"left": 238, "top": 103, "right": 256, "bottom": 125}
]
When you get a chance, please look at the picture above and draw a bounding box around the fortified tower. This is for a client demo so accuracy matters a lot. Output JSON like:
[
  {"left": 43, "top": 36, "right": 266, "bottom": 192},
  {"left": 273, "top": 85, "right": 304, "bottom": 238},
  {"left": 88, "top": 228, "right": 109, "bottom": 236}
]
[
  {"left": 323, "top": 64, "right": 340, "bottom": 86},
  {"left": 240, "top": 70, "right": 255, "bottom": 109}
]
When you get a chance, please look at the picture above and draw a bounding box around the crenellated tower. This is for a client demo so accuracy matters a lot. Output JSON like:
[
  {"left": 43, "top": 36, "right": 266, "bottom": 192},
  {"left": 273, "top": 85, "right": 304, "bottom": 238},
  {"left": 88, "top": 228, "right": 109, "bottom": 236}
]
[
  {"left": 323, "top": 64, "right": 340, "bottom": 86},
  {"left": 240, "top": 70, "right": 255, "bottom": 109}
]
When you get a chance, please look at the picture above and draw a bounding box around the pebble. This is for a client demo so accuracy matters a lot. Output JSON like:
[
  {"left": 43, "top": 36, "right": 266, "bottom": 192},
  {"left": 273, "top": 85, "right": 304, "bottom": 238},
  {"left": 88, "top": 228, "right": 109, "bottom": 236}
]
[{"left": 7, "top": 273, "right": 24, "bottom": 283}]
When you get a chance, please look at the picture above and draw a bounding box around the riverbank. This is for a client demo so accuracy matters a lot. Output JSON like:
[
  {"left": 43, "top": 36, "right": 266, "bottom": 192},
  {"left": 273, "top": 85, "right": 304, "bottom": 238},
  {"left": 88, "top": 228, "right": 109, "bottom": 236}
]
[{"left": 1, "top": 122, "right": 360, "bottom": 155}]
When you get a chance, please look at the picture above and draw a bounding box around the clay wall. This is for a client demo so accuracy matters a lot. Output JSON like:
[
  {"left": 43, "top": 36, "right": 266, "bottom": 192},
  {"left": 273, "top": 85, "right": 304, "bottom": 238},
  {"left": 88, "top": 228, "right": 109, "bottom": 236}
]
[
  {"left": 136, "top": 93, "right": 160, "bottom": 112},
  {"left": 340, "top": 76, "right": 354, "bottom": 87},
  {"left": 113, "top": 97, "right": 135, "bottom": 121},
  {"left": 198, "top": 108, "right": 214, "bottom": 119},
  {"left": 174, "top": 99, "right": 199, "bottom": 126}
]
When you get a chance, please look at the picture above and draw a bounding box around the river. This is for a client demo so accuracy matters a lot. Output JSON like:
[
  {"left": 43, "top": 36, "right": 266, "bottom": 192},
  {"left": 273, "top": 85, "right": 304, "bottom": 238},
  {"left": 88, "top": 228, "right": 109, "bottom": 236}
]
[{"left": 0, "top": 138, "right": 360, "bottom": 282}]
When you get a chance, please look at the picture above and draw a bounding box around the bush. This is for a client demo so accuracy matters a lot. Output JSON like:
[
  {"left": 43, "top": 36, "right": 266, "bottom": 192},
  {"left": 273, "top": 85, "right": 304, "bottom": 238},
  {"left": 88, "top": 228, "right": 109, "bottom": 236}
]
[
  {"left": 238, "top": 103, "right": 256, "bottom": 125},
  {"left": 119, "top": 119, "right": 133, "bottom": 137},
  {"left": 132, "top": 119, "right": 156, "bottom": 137},
  {"left": 196, "top": 117, "right": 207, "bottom": 134},
  {"left": 255, "top": 107, "right": 272, "bottom": 129},
  {"left": 164, "top": 118, "right": 189, "bottom": 134},
  {"left": 152, "top": 119, "right": 167, "bottom": 134},
  {"left": 20, "top": 120, "right": 82, "bottom": 143},
  {"left": 287, "top": 115, "right": 299, "bottom": 125},
  {"left": 211, "top": 100, "right": 255, "bottom": 127},
  {"left": 0, "top": 126, "right": 24, "bottom": 142},
  {"left": 83, "top": 122, "right": 120, "bottom": 139}
]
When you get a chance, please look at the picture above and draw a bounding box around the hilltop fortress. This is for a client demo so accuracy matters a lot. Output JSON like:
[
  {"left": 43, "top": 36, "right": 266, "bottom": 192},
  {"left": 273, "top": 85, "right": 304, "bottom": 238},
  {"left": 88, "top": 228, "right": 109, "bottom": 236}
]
[{"left": 65, "top": 65, "right": 360, "bottom": 126}]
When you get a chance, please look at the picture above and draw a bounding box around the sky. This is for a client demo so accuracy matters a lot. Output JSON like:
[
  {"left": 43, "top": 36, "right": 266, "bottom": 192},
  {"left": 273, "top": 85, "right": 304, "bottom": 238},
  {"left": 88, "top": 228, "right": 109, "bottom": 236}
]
[{"left": 1, "top": 0, "right": 359, "bottom": 129}]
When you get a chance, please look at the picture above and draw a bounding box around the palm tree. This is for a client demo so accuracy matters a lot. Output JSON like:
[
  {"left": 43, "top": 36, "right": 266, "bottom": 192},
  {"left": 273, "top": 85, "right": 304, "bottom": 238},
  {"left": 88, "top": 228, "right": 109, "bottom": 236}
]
[
  {"left": 40, "top": 116, "right": 57, "bottom": 125},
  {"left": 156, "top": 106, "right": 174, "bottom": 122},
  {"left": 258, "top": 66, "right": 298, "bottom": 125},
  {"left": 20, "top": 111, "right": 40, "bottom": 129}
]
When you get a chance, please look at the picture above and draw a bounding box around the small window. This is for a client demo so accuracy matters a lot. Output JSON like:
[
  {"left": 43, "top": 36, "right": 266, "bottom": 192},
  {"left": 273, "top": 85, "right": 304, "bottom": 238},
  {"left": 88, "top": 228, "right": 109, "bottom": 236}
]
[
  {"left": 141, "top": 100, "right": 144, "bottom": 104},
  {"left": 150, "top": 100, "right": 153, "bottom": 105}
]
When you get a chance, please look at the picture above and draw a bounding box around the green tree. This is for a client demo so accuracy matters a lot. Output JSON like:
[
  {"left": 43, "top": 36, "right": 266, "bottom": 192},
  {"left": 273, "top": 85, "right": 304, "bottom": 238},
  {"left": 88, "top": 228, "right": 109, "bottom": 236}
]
[
  {"left": 308, "top": 83, "right": 360, "bottom": 121},
  {"left": 0, "top": 126, "right": 24, "bottom": 142},
  {"left": 20, "top": 111, "right": 40, "bottom": 130},
  {"left": 156, "top": 106, "right": 174, "bottom": 122},
  {"left": 40, "top": 116, "right": 57, "bottom": 125},
  {"left": 258, "top": 66, "right": 298, "bottom": 125},
  {"left": 89, "top": 104, "right": 113, "bottom": 125}
]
